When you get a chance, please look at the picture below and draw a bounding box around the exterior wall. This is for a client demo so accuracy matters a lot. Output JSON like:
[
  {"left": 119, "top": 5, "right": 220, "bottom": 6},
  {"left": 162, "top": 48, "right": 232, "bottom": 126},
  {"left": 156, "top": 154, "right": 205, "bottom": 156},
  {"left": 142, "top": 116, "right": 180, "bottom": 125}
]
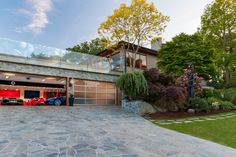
[
  {"left": 146, "top": 54, "right": 157, "bottom": 69},
  {"left": 0, "top": 61, "right": 119, "bottom": 83}
]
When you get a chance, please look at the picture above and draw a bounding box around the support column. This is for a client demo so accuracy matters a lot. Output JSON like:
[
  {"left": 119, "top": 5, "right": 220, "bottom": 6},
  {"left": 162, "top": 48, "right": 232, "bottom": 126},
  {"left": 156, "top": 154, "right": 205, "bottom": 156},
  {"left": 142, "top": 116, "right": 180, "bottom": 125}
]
[{"left": 66, "top": 77, "right": 69, "bottom": 106}]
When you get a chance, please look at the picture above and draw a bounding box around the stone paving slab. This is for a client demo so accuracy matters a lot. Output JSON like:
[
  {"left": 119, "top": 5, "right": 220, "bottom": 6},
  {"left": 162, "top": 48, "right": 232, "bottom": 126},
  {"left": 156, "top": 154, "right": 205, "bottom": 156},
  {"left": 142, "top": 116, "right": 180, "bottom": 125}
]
[{"left": 0, "top": 106, "right": 235, "bottom": 157}]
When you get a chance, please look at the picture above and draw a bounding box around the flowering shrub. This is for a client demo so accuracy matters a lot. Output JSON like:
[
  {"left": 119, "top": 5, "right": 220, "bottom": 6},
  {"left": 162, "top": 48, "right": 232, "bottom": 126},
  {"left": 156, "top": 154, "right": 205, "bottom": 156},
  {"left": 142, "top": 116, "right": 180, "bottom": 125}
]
[
  {"left": 176, "top": 68, "right": 203, "bottom": 95},
  {"left": 207, "top": 97, "right": 221, "bottom": 110}
]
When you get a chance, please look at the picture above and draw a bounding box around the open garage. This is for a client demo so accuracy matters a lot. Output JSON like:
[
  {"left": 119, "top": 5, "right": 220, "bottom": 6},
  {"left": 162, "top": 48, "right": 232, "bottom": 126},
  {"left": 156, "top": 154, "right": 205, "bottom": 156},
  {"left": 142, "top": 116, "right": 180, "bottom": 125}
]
[{"left": 0, "top": 72, "right": 68, "bottom": 106}]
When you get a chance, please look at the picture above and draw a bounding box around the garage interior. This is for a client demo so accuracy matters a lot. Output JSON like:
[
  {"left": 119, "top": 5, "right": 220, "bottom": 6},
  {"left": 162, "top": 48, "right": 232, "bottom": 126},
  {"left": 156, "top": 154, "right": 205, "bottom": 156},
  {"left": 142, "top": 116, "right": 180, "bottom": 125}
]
[{"left": 0, "top": 72, "right": 67, "bottom": 106}]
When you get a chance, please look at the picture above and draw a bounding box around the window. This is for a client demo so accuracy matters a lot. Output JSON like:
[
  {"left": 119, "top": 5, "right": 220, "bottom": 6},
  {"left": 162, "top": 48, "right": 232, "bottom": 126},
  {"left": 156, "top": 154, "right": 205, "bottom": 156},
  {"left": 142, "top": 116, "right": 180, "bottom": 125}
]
[
  {"left": 111, "top": 53, "right": 121, "bottom": 71},
  {"left": 126, "top": 52, "right": 147, "bottom": 69}
]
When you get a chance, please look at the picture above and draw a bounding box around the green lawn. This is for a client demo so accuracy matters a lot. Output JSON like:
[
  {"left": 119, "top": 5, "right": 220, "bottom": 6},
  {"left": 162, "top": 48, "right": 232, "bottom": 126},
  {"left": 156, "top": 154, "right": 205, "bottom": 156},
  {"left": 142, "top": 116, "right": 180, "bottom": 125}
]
[{"left": 149, "top": 113, "right": 236, "bottom": 149}]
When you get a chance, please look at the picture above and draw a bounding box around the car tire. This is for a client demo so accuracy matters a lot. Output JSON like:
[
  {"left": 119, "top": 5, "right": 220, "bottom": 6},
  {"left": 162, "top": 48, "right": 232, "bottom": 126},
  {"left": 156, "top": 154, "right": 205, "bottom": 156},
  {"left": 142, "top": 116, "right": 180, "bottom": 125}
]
[{"left": 54, "top": 99, "right": 61, "bottom": 106}]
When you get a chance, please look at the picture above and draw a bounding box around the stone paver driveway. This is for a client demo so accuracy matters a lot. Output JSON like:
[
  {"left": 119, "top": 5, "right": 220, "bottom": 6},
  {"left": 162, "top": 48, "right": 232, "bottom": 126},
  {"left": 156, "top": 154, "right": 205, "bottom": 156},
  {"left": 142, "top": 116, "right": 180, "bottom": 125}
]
[{"left": 0, "top": 106, "right": 236, "bottom": 157}]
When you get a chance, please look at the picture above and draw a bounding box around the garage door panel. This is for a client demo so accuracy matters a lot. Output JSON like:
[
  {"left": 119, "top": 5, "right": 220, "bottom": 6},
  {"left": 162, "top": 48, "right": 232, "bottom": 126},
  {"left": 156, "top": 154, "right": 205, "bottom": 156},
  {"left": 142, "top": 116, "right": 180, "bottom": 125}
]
[
  {"left": 74, "top": 86, "right": 85, "bottom": 91},
  {"left": 106, "top": 94, "right": 115, "bottom": 99},
  {"left": 86, "top": 93, "right": 96, "bottom": 98},
  {"left": 74, "top": 99, "right": 85, "bottom": 104},
  {"left": 106, "top": 88, "right": 115, "bottom": 93},
  {"left": 97, "top": 88, "right": 107, "bottom": 93},
  {"left": 97, "top": 99, "right": 107, "bottom": 104},
  {"left": 73, "top": 79, "right": 117, "bottom": 105},
  {"left": 86, "top": 99, "right": 97, "bottom": 104},
  {"left": 86, "top": 87, "right": 96, "bottom": 92},
  {"left": 74, "top": 92, "right": 85, "bottom": 97},
  {"left": 107, "top": 99, "right": 115, "bottom": 105},
  {"left": 96, "top": 93, "right": 107, "bottom": 99}
]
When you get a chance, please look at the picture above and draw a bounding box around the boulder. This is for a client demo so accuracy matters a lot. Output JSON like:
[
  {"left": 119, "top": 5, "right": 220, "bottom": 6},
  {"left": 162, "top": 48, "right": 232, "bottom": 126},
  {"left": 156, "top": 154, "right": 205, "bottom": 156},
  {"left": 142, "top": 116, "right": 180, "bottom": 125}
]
[
  {"left": 122, "top": 99, "right": 156, "bottom": 115},
  {"left": 187, "top": 109, "right": 195, "bottom": 113}
]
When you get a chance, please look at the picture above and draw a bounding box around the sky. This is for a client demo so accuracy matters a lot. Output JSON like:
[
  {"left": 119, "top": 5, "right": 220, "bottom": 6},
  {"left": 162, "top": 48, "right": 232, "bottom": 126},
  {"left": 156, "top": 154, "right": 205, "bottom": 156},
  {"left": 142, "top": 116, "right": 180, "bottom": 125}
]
[{"left": 0, "top": 0, "right": 215, "bottom": 49}]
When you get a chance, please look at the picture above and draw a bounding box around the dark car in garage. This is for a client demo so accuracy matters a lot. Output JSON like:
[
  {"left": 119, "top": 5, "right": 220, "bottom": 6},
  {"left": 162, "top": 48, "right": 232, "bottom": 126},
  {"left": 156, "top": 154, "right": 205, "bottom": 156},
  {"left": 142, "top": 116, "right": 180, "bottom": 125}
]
[
  {"left": 2, "top": 98, "right": 23, "bottom": 105},
  {"left": 45, "top": 96, "right": 74, "bottom": 106}
]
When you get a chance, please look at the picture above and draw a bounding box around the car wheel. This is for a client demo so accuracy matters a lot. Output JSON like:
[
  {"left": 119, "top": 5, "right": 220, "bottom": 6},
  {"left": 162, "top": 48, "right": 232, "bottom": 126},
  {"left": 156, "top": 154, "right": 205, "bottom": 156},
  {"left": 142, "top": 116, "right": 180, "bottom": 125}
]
[{"left": 54, "top": 99, "right": 61, "bottom": 106}]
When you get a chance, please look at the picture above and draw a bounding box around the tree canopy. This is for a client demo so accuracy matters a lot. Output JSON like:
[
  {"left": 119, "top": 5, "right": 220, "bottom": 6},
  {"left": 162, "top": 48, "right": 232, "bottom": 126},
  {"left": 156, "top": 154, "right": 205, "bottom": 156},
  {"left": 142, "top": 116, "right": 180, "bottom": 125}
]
[
  {"left": 201, "top": 0, "right": 236, "bottom": 84},
  {"left": 158, "top": 33, "right": 217, "bottom": 80},
  {"left": 66, "top": 38, "right": 105, "bottom": 55},
  {"left": 98, "top": 0, "right": 169, "bottom": 68}
]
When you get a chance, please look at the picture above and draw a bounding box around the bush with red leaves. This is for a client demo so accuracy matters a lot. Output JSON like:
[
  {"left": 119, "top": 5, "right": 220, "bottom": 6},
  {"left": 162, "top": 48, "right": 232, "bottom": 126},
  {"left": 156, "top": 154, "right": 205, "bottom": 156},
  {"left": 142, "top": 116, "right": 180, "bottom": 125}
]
[{"left": 144, "top": 68, "right": 187, "bottom": 112}]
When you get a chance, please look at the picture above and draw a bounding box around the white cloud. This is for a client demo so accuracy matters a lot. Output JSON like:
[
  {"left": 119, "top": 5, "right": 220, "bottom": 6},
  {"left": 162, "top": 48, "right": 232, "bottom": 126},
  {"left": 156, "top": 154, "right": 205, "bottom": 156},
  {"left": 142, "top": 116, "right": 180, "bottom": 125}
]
[{"left": 21, "top": 0, "right": 53, "bottom": 34}]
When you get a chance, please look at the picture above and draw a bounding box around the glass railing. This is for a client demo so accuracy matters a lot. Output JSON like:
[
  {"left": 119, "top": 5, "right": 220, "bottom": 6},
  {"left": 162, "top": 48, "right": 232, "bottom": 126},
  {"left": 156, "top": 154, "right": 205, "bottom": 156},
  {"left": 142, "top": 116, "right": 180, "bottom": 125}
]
[{"left": 0, "top": 38, "right": 120, "bottom": 74}]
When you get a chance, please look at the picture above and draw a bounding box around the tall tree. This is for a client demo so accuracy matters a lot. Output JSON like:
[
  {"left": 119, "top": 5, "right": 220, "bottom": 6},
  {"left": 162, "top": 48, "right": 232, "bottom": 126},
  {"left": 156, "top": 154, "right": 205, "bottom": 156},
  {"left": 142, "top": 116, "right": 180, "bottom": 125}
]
[
  {"left": 98, "top": 0, "right": 169, "bottom": 69},
  {"left": 158, "top": 33, "right": 217, "bottom": 80},
  {"left": 201, "top": 0, "right": 236, "bottom": 84},
  {"left": 66, "top": 38, "right": 105, "bottom": 55}
]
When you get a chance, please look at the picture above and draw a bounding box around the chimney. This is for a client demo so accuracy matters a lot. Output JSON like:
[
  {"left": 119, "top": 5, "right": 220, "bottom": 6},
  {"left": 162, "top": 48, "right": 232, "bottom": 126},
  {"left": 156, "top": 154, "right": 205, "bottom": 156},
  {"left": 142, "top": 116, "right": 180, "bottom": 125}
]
[{"left": 151, "top": 37, "right": 162, "bottom": 51}]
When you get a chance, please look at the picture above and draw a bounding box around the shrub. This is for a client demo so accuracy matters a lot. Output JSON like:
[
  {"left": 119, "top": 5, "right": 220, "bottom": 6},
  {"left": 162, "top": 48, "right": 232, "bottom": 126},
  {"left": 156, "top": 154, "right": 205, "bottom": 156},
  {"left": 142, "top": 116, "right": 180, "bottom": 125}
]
[
  {"left": 176, "top": 68, "right": 203, "bottom": 96},
  {"left": 220, "top": 101, "right": 234, "bottom": 110},
  {"left": 207, "top": 97, "right": 221, "bottom": 110},
  {"left": 207, "top": 80, "right": 224, "bottom": 89},
  {"left": 199, "top": 88, "right": 222, "bottom": 99},
  {"left": 224, "top": 88, "right": 236, "bottom": 104},
  {"left": 144, "top": 68, "right": 187, "bottom": 112},
  {"left": 115, "top": 72, "right": 148, "bottom": 99},
  {"left": 144, "top": 68, "right": 174, "bottom": 86},
  {"left": 189, "top": 97, "right": 209, "bottom": 112}
]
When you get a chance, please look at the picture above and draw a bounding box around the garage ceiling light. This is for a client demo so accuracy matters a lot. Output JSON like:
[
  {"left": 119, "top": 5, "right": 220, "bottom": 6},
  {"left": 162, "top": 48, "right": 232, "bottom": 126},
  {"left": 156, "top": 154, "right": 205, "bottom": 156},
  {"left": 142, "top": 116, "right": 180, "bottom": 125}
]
[
  {"left": 3, "top": 73, "right": 15, "bottom": 76},
  {"left": 46, "top": 77, "right": 56, "bottom": 80}
]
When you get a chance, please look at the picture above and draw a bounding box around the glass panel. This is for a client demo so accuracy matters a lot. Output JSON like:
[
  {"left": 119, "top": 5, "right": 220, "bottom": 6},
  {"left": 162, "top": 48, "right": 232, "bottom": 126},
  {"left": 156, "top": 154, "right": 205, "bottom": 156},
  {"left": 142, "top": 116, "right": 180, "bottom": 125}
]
[
  {"left": 106, "top": 94, "right": 115, "bottom": 99},
  {"left": 97, "top": 82, "right": 107, "bottom": 87},
  {"left": 0, "top": 38, "right": 122, "bottom": 73},
  {"left": 97, "top": 99, "right": 107, "bottom": 104},
  {"left": 74, "top": 80, "right": 85, "bottom": 85},
  {"left": 86, "top": 81, "right": 97, "bottom": 86},
  {"left": 97, "top": 88, "right": 107, "bottom": 93},
  {"left": 107, "top": 99, "right": 115, "bottom": 105},
  {"left": 97, "top": 93, "right": 107, "bottom": 99},
  {"left": 74, "top": 86, "right": 85, "bottom": 92},
  {"left": 74, "top": 92, "right": 85, "bottom": 97},
  {"left": 74, "top": 99, "right": 85, "bottom": 104},
  {"left": 86, "top": 99, "right": 97, "bottom": 104},
  {"left": 86, "top": 93, "right": 96, "bottom": 98},
  {"left": 106, "top": 83, "right": 115, "bottom": 88},
  {"left": 107, "top": 88, "right": 115, "bottom": 93},
  {"left": 86, "top": 87, "right": 96, "bottom": 92}
]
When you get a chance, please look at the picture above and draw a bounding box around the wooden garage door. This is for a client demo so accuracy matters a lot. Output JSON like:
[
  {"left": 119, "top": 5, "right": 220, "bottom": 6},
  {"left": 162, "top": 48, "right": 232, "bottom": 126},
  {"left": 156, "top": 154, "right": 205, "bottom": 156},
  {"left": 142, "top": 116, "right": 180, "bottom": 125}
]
[{"left": 73, "top": 80, "right": 117, "bottom": 105}]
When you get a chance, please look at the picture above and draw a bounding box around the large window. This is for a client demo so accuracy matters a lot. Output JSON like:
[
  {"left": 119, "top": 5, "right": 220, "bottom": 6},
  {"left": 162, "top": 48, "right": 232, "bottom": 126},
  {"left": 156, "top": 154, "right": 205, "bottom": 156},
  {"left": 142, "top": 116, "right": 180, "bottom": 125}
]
[
  {"left": 111, "top": 53, "right": 121, "bottom": 71},
  {"left": 126, "top": 52, "right": 147, "bottom": 69}
]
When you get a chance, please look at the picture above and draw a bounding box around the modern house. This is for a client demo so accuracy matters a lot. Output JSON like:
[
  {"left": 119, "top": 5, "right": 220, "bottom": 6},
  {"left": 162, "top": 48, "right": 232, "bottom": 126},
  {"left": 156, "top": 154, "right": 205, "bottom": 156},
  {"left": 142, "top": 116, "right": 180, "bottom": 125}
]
[
  {"left": 97, "top": 39, "right": 160, "bottom": 72},
  {"left": 0, "top": 38, "right": 160, "bottom": 106}
]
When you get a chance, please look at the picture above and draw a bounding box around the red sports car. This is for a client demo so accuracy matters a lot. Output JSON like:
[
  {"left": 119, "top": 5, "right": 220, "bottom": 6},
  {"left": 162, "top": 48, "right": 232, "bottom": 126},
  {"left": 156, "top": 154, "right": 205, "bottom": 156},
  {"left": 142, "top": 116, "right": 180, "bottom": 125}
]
[{"left": 27, "top": 98, "right": 45, "bottom": 106}]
